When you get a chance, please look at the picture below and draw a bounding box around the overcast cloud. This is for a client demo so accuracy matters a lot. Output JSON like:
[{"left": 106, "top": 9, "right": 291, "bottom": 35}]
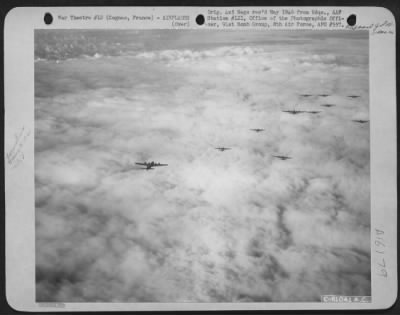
[{"left": 35, "top": 30, "right": 370, "bottom": 302}]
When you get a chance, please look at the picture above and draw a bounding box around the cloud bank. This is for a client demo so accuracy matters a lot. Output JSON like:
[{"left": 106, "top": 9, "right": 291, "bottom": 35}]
[{"left": 35, "top": 30, "right": 370, "bottom": 302}]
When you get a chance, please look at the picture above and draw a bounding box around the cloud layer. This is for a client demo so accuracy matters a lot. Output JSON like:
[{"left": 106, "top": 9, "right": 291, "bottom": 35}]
[{"left": 35, "top": 30, "right": 370, "bottom": 302}]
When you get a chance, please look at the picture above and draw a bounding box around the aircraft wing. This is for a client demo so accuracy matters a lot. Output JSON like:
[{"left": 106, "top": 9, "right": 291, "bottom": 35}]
[
  {"left": 135, "top": 162, "right": 147, "bottom": 166},
  {"left": 154, "top": 164, "right": 168, "bottom": 167}
]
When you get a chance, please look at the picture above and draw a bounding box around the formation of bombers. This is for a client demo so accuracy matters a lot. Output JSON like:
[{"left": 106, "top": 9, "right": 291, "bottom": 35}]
[{"left": 135, "top": 92, "right": 368, "bottom": 170}]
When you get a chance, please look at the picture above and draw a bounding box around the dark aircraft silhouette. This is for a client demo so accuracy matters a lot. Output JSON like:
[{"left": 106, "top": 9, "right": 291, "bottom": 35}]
[
  {"left": 352, "top": 119, "right": 369, "bottom": 124},
  {"left": 135, "top": 161, "right": 168, "bottom": 170},
  {"left": 282, "top": 109, "right": 306, "bottom": 115},
  {"left": 250, "top": 128, "right": 265, "bottom": 132},
  {"left": 300, "top": 94, "right": 313, "bottom": 97},
  {"left": 321, "top": 104, "right": 336, "bottom": 108},
  {"left": 215, "top": 147, "right": 231, "bottom": 152},
  {"left": 273, "top": 155, "right": 292, "bottom": 160},
  {"left": 347, "top": 95, "right": 360, "bottom": 98},
  {"left": 304, "top": 110, "right": 321, "bottom": 114},
  {"left": 318, "top": 94, "right": 330, "bottom": 97}
]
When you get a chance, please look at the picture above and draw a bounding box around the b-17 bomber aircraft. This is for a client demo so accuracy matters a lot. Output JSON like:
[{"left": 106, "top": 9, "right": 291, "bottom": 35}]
[
  {"left": 300, "top": 94, "right": 313, "bottom": 97},
  {"left": 273, "top": 155, "right": 292, "bottom": 160},
  {"left": 282, "top": 109, "right": 306, "bottom": 115},
  {"left": 321, "top": 104, "right": 336, "bottom": 108},
  {"left": 135, "top": 161, "right": 168, "bottom": 170},
  {"left": 347, "top": 95, "right": 361, "bottom": 98},
  {"left": 250, "top": 128, "right": 265, "bottom": 132},
  {"left": 318, "top": 94, "right": 330, "bottom": 97},
  {"left": 215, "top": 147, "right": 232, "bottom": 152},
  {"left": 352, "top": 119, "right": 369, "bottom": 124},
  {"left": 273, "top": 155, "right": 292, "bottom": 161},
  {"left": 304, "top": 110, "right": 321, "bottom": 114}
]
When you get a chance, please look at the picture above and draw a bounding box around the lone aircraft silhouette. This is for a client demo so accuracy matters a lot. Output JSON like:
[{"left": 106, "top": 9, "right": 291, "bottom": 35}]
[
  {"left": 273, "top": 155, "right": 292, "bottom": 160},
  {"left": 300, "top": 94, "right": 313, "bottom": 97},
  {"left": 321, "top": 104, "right": 335, "bottom": 108},
  {"left": 304, "top": 110, "right": 321, "bottom": 114},
  {"left": 282, "top": 109, "right": 306, "bottom": 115},
  {"left": 250, "top": 128, "right": 265, "bottom": 132},
  {"left": 215, "top": 147, "right": 232, "bottom": 152},
  {"left": 347, "top": 95, "right": 361, "bottom": 98},
  {"left": 282, "top": 103, "right": 307, "bottom": 115},
  {"left": 135, "top": 161, "right": 168, "bottom": 170},
  {"left": 352, "top": 119, "right": 369, "bottom": 124}
]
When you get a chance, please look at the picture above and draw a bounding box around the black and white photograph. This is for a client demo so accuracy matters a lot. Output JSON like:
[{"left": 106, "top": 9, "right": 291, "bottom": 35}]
[{"left": 34, "top": 29, "right": 371, "bottom": 303}]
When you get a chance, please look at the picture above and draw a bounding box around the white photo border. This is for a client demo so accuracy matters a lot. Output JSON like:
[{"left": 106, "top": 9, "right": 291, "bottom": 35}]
[{"left": 4, "top": 6, "right": 397, "bottom": 311}]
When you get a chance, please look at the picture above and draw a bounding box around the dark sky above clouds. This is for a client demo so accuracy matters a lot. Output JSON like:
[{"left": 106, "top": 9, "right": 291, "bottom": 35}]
[{"left": 35, "top": 30, "right": 370, "bottom": 302}]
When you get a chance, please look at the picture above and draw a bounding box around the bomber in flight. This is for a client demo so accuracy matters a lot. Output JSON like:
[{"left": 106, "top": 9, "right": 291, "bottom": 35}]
[
  {"left": 304, "top": 110, "right": 321, "bottom": 114},
  {"left": 318, "top": 94, "right": 330, "bottom": 97},
  {"left": 282, "top": 109, "right": 306, "bottom": 115},
  {"left": 347, "top": 95, "right": 361, "bottom": 98},
  {"left": 352, "top": 119, "right": 369, "bottom": 124},
  {"left": 321, "top": 104, "right": 336, "bottom": 108},
  {"left": 250, "top": 128, "right": 265, "bottom": 132},
  {"left": 135, "top": 161, "right": 168, "bottom": 170},
  {"left": 300, "top": 94, "right": 313, "bottom": 97},
  {"left": 215, "top": 147, "right": 232, "bottom": 152},
  {"left": 282, "top": 104, "right": 307, "bottom": 115},
  {"left": 273, "top": 155, "right": 292, "bottom": 160}
]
